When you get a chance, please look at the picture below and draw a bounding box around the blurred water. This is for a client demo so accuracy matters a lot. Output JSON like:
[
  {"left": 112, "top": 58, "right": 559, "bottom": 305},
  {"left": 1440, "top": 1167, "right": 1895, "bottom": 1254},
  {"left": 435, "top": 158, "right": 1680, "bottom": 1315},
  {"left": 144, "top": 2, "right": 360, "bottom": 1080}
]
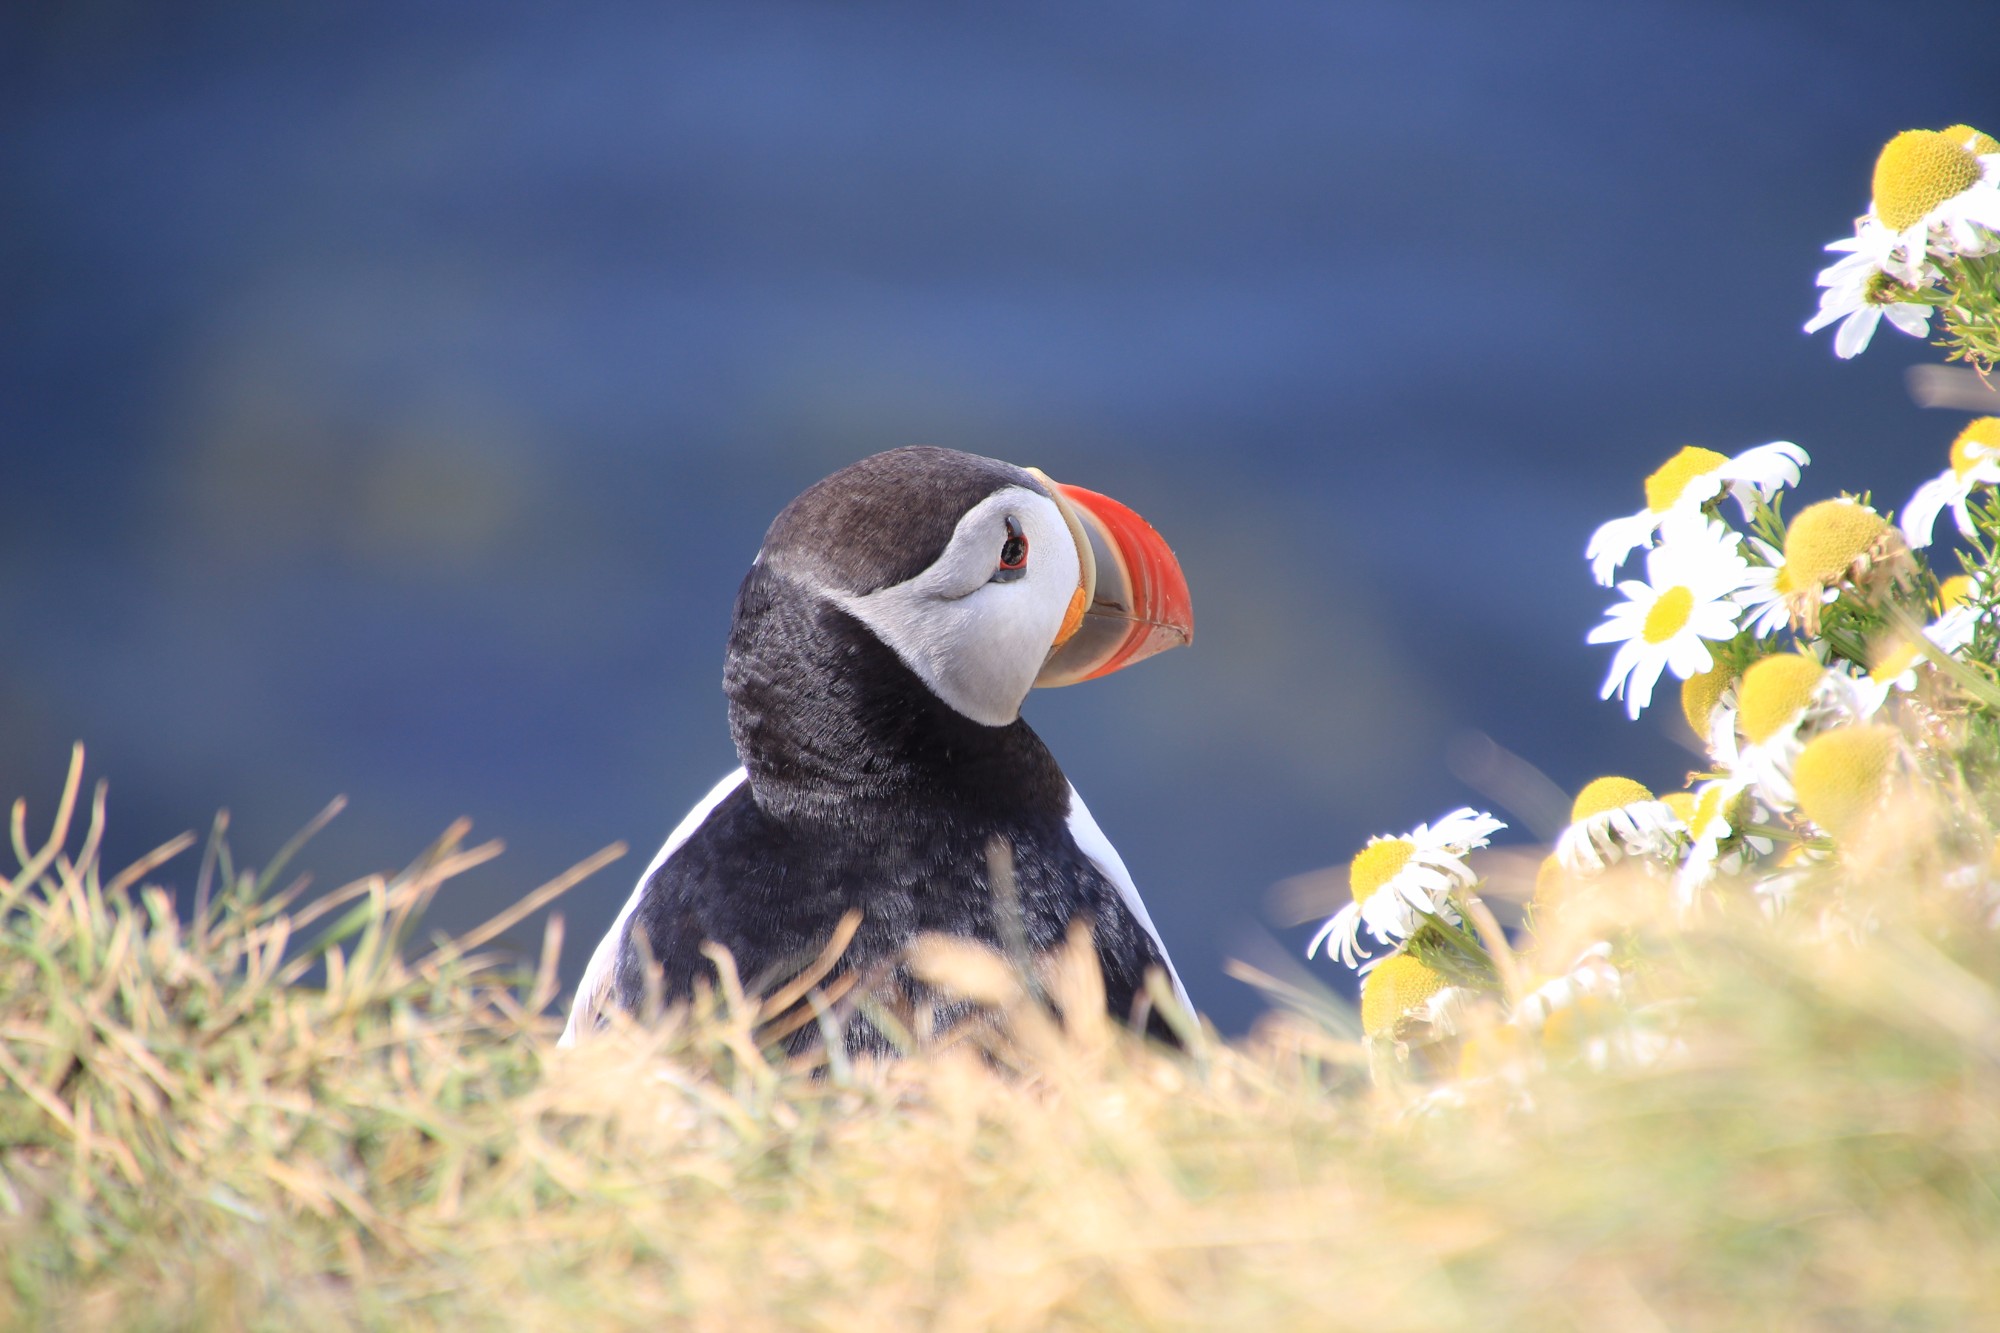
[{"left": 4, "top": 1, "right": 1995, "bottom": 1030}]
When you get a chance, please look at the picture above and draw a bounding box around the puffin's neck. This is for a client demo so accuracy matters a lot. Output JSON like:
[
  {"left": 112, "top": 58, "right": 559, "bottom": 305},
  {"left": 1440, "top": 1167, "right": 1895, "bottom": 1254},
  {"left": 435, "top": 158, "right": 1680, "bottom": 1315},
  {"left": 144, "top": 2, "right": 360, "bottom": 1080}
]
[{"left": 723, "top": 563, "right": 1069, "bottom": 824}]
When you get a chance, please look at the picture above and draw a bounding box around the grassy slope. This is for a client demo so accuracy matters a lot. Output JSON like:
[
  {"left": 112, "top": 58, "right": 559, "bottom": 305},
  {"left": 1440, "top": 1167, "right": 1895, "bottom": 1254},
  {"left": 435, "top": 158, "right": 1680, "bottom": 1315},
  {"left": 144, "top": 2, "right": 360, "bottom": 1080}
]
[{"left": 3, "top": 752, "right": 1998, "bottom": 1330}]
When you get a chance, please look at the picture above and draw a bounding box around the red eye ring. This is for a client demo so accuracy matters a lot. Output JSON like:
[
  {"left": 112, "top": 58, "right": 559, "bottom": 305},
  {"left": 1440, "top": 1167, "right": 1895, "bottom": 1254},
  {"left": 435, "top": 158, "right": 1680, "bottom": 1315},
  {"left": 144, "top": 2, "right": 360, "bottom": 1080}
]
[{"left": 999, "top": 515, "right": 1029, "bottom": 569}]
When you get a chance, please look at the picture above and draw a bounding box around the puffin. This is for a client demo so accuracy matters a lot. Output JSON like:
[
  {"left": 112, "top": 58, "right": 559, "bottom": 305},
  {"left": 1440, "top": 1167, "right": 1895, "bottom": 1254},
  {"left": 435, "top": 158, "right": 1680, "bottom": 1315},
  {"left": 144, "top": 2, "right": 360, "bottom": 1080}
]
[{"left": 561, "top": 446, "right": 1195, "bottom": 1054}]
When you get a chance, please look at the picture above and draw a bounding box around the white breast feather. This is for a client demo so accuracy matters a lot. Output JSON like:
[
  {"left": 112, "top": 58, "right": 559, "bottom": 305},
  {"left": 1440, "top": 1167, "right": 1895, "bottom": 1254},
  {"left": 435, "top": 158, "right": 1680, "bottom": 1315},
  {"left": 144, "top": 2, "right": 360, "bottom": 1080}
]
[
  {"left": 559, "top": 767, "right": 748, "bottom": 1046},
  {"left": 1064, "top": 782, "right": 1193, "bottom": 1017}
]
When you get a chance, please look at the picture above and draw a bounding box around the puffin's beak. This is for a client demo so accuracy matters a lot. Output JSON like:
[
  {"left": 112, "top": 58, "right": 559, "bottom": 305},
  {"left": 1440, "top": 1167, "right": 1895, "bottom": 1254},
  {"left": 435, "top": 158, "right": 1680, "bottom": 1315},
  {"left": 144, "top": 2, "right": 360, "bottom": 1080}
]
[{"left": 1026, "top": 470, "right": 1194, "bottom": 688}]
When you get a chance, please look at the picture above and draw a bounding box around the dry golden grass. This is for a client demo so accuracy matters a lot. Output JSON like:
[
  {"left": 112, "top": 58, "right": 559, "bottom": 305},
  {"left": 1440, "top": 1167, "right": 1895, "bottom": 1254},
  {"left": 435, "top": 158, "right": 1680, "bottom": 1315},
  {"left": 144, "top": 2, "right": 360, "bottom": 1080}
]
[{"left": 4, "top": 747, "right": 2000, "bottom": 1330}]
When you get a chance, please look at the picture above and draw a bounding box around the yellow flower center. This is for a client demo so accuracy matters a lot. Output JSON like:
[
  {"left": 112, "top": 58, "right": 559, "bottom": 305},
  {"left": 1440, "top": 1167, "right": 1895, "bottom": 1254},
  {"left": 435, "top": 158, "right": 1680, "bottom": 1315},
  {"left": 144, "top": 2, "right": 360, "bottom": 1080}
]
[
  {"left": 1350, "top": 837, "right": 1415, "bottom": 904},
  {"left": 1873, "top": 129, "right": 1982, "bottom": 230},
  {"left": 1781, "top": 499, "right": 1886, "bottom": 588},
  {"left": 1571, "top": 776, "right": 1653, "bottom": 823},
  {"left": 1689, "top": 785, "right": 1725, "bottom": 839},
  {"left": 1870, "top": 639, "right": 1920, "bottom": 684},
  {"left": 1644, "top": 446, "right": 1728, "bottom": 514},
  {"left": 1949, "top": 417, "right": 2000, "bottom": 478},
  {"left": 1792, "top": 724, "right": 1898, "bottom": 841},
  {"left": 1643, "top": 586, "right": 1695, "bottom": 644},
  {"left": 1939, "top": 574, "right": 1974, "bottom": 610},
  {"left": 1661, "top": 791, "right": 1697, "bottom": 825},
  {"left": 1681, "top": 663, "right": 1734, "bottom": 736},
  {"left": 1359, "top": 951, "right": 1452, "bottom": 1040},
  {"left": 1737, "top": 652, "right": 1824, "bottom": 744},
  {"left": 1943, "top": 124, "right": 2000, "bottom": 156}
]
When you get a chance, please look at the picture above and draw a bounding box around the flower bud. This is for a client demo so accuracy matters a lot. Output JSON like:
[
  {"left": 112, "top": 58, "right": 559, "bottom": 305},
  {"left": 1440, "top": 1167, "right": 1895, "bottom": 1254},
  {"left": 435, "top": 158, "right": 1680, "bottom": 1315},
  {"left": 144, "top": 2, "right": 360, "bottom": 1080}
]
[
  {"left": 1570, "top": 777, "right": 1654, "bottom": 823},
  {"left": 1792, "top": 724, "right": 1899, "bottom": 841},
  {"left": 1874, "top": 129, "right": 1983, "bottom": 230},
  {"left": 1783, "top": 499, "right": 1886, "bottom": 589},
  {"left": 1737, "top": 653, "right": 1824, "bottom": 745},
  {"left": 1680, "top": 664, "right": 1735, "bottom": 737},
  {"left": 1360, "top": 952, "right": 1453, "bottom": 1041}
]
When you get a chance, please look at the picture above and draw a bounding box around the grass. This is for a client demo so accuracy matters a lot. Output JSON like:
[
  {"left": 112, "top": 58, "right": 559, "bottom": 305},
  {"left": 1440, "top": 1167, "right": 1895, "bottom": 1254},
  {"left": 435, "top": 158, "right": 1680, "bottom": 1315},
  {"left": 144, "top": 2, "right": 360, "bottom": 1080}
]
[{"left": 4, "top": 745, "right": 2000, "bottom": 1329}]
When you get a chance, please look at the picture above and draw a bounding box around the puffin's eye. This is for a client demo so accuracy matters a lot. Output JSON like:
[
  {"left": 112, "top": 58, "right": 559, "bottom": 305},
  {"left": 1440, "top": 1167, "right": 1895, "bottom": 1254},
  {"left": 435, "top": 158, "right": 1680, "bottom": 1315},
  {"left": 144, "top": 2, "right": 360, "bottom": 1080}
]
[
  {"left": 1000, "top": 517, "right": 1028, "bottom": 568},
  {"left": 992, "top": 515, "right": 1029, "bottom": 581}
]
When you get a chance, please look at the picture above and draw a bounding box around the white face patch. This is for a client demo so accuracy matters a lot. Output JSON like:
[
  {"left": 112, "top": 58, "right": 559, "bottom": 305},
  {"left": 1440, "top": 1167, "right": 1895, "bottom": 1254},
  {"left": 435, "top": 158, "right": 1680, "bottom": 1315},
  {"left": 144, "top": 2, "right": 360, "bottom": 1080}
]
[{"left": 834, "top": 486, "right": 1082, "bottom": 727}]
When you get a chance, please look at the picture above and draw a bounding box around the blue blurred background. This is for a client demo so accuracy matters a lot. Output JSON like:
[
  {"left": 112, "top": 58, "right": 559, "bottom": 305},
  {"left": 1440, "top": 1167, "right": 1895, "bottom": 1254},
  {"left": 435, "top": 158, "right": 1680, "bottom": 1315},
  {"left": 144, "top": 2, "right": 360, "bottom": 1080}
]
[{"left": 5, "top": 2, "right": 1996, "bottom": 1032}]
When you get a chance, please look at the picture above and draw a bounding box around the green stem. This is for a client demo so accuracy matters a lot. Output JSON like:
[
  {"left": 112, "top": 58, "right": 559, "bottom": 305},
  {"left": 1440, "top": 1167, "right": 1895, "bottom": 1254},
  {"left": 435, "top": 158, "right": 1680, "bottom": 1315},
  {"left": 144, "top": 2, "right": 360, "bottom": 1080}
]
[
  {"left": 1885, "top": 602, "right": 2000, "bottom": 714},
  {"left": 1416, "top": 903, "right": 1494, "bottom": 967},
  {"left": 1736, "top": 822, "right": 1834, "bottom": 854}
]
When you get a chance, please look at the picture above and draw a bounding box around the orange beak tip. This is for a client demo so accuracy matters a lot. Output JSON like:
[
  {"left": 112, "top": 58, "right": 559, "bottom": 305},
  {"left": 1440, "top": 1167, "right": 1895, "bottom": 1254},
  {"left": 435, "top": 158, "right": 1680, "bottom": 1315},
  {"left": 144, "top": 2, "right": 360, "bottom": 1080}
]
[{"left": 1036, "top": 479, "right": 1194, "bottom": 686}]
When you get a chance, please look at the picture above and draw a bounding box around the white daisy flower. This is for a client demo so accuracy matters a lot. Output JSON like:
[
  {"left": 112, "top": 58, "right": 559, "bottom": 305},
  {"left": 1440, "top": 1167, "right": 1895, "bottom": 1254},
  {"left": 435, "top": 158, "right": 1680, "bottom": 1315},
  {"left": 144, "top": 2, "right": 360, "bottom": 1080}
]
[
  {"left": 1512, "top": 941, "right": 1621, "bottom": 1032},
  {"left": 1554, "top": 776, "right": 1686, "bottom": 873},
  {"left": 1792, "top": 723, "right": 1905, "bottom": 846},
  {"left": 1585, "top": 441, "right": 1806, "bottom": 585},
  {"left": 1801, "top": 238, "right": 1934, "bottom": 359},
  {"left": 1358, "top": 951, "right": 1470, "bottom": 1043},
  {"left": 1869, "top": 128, "right": 2000, "bottom": 271},
  {"left": 1903, "top": 417, "right": 2000, "bottom": 548},
  {"left": 1805, "top": 126, "right": 2000, "bottom": 355},
  {"left": 1734, "top": 498, "right": 1895, "bottom": 639},
  {"left": 1517, "top": 948, "right": 1671, "bottom": 1072},
  {"left": 1674, "top": 775, "right": 1773, "bottom": 903},
  {"left": 1870, "top": 574, "right": 1981, "bottom": 693},
  {"left": 1307, "top": 808, "right": 1505, "bottom": 969},
  {"left": 1587, "top": 510, "right": 1754, "bottom": 720},
  {"left": 1730, "top": 652, "right": 1881, "bottom": 810}
]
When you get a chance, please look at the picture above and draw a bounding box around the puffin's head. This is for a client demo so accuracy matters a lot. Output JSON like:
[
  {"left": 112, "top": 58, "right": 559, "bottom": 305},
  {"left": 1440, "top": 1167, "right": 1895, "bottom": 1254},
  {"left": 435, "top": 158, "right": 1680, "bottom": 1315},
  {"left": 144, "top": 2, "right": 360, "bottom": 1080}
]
[{"left": 757, "top": 446, "right": 1194, "bottom": 727}]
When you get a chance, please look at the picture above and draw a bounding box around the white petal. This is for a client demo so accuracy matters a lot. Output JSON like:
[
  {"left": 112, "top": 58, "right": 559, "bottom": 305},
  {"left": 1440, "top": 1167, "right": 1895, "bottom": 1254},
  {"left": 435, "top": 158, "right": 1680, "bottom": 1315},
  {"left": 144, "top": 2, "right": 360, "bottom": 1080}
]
[
  {"left": 1814, "top": 249, "right": 1878, "bottom": 286},
  {"left": 1955, "top": 190, "right": 2000, "bottom": 229},
  {"left": 1664, "top": 635, "right": 1716, "bottom": 680},
  {"left": 1688, "top": 603, "right": 1743, "bottom": 640},
  {"left": 1804, "top": 293, "right": 1859, "bottom": 332},
  {"left": 1586, "top": 510, "right": 1659, "bottom": 586},
  {"left": 1600, "top": 638, "right": 1645, "bottom": 702},
  {"left": 1623, "top": 650, "right": 1669, "bottom": 718},
  {"left": 1719, "top": 441, "right": 1807, "bottom": 491},
  {"left": 1883, "top": 303, "right": 1933, "bottom": 338},
  {"left": 1587, "top": 614, "right": 1639, "bottom": 646},
  {"left": 1901, "top": 473, "right": 1958, "bottom": 549},
  {"left": 1309, "top": 902, "right": 1367, "bottom": 968},
  {"left": 1305, "top": 906, "right": 1346, "bottom": 959},
  {"left": 1428, "top": 809, "right": 1505, "bottom": 846},
  {"left": 1833, "top": 306, "right": 1881, "bottom": 359},
  {"left": 1952, "top": 497, "right": 1980, "bottom": 542}
]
